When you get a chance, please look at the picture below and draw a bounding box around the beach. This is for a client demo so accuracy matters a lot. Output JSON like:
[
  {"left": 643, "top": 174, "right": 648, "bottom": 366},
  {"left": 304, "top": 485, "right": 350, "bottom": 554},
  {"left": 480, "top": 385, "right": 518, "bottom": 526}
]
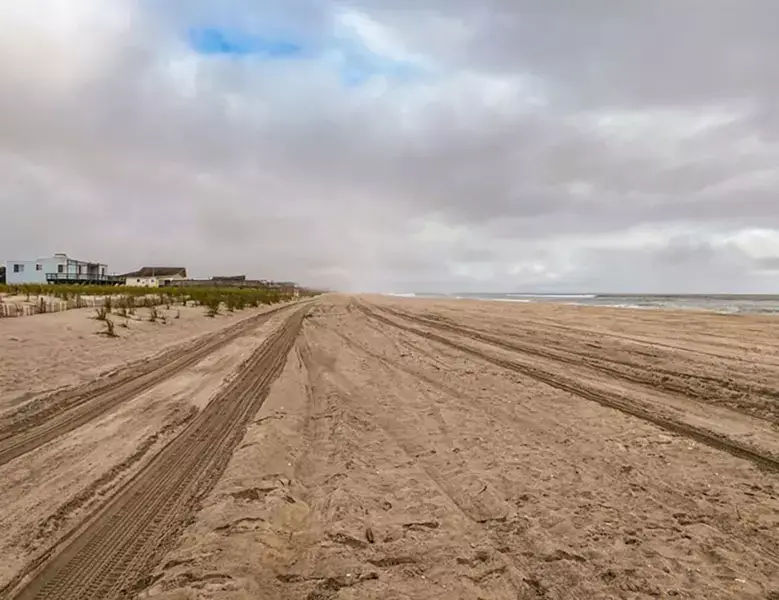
[
  {"left": 0, "top": 302, "right": 296, "bottom": 415},
  {"left": 1, "top": 294, "right": 778, "bottom": 599}
]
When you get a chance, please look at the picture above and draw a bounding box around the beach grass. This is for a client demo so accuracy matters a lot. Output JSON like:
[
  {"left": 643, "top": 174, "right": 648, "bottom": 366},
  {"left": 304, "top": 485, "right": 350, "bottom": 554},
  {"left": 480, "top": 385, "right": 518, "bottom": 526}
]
[{"left": 0, "top": 283, "right": 317, "bottom": 318}]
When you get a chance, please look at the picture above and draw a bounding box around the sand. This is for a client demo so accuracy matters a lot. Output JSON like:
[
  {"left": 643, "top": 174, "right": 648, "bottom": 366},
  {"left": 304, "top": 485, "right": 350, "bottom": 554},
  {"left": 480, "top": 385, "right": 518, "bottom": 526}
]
[
  {"left": 0, "top": 303, "right": 285, "bottom": 414},
  {"left": 1, "top": 295, "right": 778, "bottom": 599}
]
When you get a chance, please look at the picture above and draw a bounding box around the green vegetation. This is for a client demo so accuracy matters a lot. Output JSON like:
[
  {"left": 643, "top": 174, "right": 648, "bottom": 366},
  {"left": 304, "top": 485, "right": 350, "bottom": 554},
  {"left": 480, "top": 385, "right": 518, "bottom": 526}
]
[
  {"left": 204, "top": 295, "right": 221, "bottom": 318},
  {"left": 0, "top": 283, "right": 318, "bottom": 319}
]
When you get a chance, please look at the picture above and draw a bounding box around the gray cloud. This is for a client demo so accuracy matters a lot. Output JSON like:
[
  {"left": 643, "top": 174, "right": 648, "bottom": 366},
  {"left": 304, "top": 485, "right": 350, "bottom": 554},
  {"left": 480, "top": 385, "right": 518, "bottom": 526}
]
[{"left": 2, "top": 0, "right": 779, "bottom": 292}]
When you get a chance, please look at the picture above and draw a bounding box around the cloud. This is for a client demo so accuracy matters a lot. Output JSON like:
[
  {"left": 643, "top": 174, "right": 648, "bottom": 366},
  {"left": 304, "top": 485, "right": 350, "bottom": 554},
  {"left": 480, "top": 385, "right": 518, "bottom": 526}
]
[
  {"left": 2, "top": 0, "right": 779, "bottom": 292},
  {"left": 184, "top": 8, "right": 430, "bottom": 86}
]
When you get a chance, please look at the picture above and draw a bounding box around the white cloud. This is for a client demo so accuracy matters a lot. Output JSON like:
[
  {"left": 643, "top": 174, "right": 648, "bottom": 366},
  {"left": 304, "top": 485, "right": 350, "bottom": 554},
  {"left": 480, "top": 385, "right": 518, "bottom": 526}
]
[
  {"left": 3, "top": 0, "right": 779, "bottom": 292},
  {"left": 722, "top": 229, "right": 779, "bottom": 258},
  {"left": 0, "top": 0, "right": 138, "bottom": 93},
  {"left": 333, "top": 10, "right": 430, "bottom": 66}
]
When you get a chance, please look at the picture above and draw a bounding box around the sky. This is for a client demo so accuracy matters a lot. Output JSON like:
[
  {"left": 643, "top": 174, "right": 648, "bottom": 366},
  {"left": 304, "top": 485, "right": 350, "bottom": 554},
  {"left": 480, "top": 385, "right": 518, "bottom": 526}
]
[{"left": 2, "top": 1, "right": 779, "bottom": 293}]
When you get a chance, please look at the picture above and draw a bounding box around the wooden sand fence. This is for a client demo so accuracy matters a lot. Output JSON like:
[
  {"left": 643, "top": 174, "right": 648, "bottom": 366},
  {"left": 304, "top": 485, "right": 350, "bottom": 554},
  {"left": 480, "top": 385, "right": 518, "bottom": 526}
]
[{"left": 0, "top": 296, "right": 108, "bottom": 318}]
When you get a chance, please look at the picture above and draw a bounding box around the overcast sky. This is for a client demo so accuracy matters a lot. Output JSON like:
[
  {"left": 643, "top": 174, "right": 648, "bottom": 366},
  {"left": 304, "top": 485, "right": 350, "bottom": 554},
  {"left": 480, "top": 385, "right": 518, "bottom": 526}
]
[{"left": 2, "top": 1, "right": 779, "bottom": 293}]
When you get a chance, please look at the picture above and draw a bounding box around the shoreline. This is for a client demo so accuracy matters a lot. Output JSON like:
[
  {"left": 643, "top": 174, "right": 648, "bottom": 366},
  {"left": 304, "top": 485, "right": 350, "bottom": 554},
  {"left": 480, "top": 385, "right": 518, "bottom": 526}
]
[{"left": 383, "top": 292, "right": 779, "bottom": 315}]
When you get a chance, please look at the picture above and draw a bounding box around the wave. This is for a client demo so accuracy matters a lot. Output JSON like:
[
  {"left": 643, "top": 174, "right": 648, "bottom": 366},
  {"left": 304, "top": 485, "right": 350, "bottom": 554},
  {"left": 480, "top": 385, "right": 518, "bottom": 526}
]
[
  {"left": 506, "top": 293, "right": 597, "bottom": 299},
  {"left": 608, "top": 303, "right": 655, "bottom": 310}
]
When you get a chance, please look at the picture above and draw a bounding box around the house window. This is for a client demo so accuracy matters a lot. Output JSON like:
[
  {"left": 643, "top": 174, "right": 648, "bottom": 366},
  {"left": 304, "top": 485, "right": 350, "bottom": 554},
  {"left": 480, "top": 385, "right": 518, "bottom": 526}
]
[
  {"left": 36, "top": 264, "right": 43, "bottom": 271},
  {"left": 58, "top": 265, "right": 64, "bottom": 273},
  {"left": 13, "top": 264, "right": 23, "bottom": 273}
]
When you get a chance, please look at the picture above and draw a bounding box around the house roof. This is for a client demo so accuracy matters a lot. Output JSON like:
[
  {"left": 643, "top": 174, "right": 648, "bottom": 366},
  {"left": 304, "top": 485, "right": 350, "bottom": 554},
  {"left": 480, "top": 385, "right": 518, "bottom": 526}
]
[{"left": 121, "top": 267, "right": 187, "bottom": 278}]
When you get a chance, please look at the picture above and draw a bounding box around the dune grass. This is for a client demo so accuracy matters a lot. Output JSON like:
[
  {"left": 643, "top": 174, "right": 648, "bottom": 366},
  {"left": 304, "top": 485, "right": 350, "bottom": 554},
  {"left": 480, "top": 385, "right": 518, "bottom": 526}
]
[{"left": 0, "top": 283, "right": 316, "bottom": 319}]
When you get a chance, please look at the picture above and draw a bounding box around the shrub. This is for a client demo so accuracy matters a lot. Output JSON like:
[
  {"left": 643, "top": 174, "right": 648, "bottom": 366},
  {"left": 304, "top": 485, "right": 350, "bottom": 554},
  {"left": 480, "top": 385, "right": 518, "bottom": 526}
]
[
  {"left": 225, "top": 294, "right": 237, "bottom": 312},
  {"left": 205, "top": 295, "right": 220, "bottom": 317},
  {"left": 103, "top": 318, "right": 118, "bottom": 337}
]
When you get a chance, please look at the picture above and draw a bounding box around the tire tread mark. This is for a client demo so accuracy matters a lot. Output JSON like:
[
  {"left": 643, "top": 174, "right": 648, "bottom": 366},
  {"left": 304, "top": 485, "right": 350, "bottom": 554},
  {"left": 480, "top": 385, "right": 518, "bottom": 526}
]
[
  {"left": 0, "top": 303, "right": 303, "bottom": 466},
  {"left": 389, "top": 307, "right": 779, "bottom": 415},
  {"left": 356, "top": 301, "right": 779, "bottom": 474},
  {"left": 7, "top": 308, "right": 306, "bottom": 600}
]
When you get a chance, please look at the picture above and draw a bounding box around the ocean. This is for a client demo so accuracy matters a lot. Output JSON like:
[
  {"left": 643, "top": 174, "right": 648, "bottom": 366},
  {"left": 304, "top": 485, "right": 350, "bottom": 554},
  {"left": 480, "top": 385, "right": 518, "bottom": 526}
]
[{"left": 388, "top": 293, "right": 779, "bottom": 315}]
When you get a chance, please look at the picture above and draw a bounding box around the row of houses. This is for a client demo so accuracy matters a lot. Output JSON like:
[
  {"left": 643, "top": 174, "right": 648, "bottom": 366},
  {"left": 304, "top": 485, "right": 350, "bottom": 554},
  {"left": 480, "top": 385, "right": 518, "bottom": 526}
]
[{"left": 2, "top": 253, "right": 297, "bottom": 291}]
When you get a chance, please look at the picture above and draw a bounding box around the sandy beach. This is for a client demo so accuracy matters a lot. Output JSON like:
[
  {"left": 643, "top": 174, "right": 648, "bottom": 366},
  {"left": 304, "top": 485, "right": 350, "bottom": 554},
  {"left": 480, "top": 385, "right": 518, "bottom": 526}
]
[
  {"left": 0, "top": 302, "right": 294, "bottom": 416},
  {"left": 1, "top": 294, "right": 778, "bottom": 599}
]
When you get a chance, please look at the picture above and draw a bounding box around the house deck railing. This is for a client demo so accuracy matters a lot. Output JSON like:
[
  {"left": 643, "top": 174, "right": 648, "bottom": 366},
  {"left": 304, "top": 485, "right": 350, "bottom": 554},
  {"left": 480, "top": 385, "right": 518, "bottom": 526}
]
[{"left": 45, "top": 273, "right": 125, "bottom": 284}]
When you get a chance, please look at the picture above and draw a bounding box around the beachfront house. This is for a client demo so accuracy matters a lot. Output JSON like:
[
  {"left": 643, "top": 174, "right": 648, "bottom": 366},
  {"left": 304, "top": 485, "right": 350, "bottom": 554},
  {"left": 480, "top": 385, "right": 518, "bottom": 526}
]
[
  {"left": 122, "top": 267, "right": 188, "bottom": 288},
  {"left": 3, "top": 253, "right": 123, "bottom": 285}
]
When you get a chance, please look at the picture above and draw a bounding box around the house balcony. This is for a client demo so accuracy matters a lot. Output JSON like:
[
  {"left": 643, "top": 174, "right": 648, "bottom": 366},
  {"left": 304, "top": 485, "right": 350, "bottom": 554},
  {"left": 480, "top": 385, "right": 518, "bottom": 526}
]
[{"left": 45, "top": 273, "right": 125, "bottom": 285}]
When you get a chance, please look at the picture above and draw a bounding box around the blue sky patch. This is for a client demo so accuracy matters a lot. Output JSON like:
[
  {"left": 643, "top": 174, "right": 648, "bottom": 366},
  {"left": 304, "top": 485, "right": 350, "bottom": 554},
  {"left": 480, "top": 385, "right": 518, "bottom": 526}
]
[
  {"left": 188, "top": 27, "right": 303, "bottom": 58},
  {"left": 186, "top": 25, "right": 428, "bottom": 87}
]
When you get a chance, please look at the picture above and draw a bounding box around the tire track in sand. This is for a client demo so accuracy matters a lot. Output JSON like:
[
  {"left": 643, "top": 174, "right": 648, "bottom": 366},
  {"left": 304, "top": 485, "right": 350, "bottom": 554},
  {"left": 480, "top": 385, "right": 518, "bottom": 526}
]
[
  {"left": 294, "top": 331, "right": 527, "bottom": 596},
  {"left": 356, "top": 301, "right": 779, "bottom": 474},
  {"left": 5, "top": 308, "right": 307, "bottom": 600},
  {"left": 345, "top": 305, "right": 779, "bottom": 572},
  {"left": 387, "top": 307, "right": 779, "bottom": 422},
  {"left": 0, "top": 303, "right": 301, "bottom": 468}
]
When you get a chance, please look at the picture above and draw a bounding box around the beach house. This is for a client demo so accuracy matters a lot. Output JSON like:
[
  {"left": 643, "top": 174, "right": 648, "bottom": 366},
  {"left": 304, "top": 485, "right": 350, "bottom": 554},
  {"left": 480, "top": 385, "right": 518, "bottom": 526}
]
[
  {"left": 122, "top": 267, "right": 188, "bottom": 288},
  {"left": 3, "top": 253, "right": 123, "bottom": 285}
]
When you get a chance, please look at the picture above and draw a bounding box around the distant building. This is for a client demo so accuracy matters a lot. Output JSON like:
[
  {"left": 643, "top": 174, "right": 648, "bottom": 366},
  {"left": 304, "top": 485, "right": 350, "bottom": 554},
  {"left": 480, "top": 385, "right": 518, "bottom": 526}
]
[
  {"left": 122, "top": 267, "right": 188, "bottom": 288},
  {"left": 171, "top": 276, "right": 301, "bottom": 293},
  {"left": 4, "top": 253, "right": 122, "bottom": 285}
]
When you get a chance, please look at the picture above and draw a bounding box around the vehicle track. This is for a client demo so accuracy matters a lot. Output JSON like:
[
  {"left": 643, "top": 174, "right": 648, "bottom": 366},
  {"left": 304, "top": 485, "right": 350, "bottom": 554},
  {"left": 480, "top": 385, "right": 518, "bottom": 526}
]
[
  {"left": 0, "top": 303, "right": 300, "bottom": 467},
  {"left": 343, "top": 308, "right": 779, "bottom": 573},
  {"left": 415, "top": 304, "right": 779, "bottom": 366},
  {"left": 356, "top": 301, "right": 779, "bottom": 474},
  {"left": 378, "top": 306, "right": 779, "bottom": 421},
  {"left": 6, "top": 308, "right": 307, "bottom": 600},
  {"left": 296, "top": 334, "right": 526, "bottom": 589}
]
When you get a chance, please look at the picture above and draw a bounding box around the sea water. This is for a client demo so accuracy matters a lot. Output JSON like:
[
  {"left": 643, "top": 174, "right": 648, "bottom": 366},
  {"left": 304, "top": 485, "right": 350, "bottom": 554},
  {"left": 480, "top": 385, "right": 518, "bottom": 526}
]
[{"left": 390, "top": 293, "right": 779, "bottom": 315}]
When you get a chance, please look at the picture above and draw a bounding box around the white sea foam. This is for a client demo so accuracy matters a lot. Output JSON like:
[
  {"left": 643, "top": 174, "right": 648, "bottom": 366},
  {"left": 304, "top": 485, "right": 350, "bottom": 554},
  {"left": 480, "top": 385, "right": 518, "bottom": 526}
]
[{"left": 506, "top": 293, "right": 597, "bottom": 299}]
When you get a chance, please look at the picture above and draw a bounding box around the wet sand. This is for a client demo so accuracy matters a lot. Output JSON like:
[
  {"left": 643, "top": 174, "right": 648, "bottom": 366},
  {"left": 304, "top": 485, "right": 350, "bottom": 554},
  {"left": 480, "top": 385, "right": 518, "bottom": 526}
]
[{"left": 1, "top": 295, "right": 778, "bottom": 599}]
